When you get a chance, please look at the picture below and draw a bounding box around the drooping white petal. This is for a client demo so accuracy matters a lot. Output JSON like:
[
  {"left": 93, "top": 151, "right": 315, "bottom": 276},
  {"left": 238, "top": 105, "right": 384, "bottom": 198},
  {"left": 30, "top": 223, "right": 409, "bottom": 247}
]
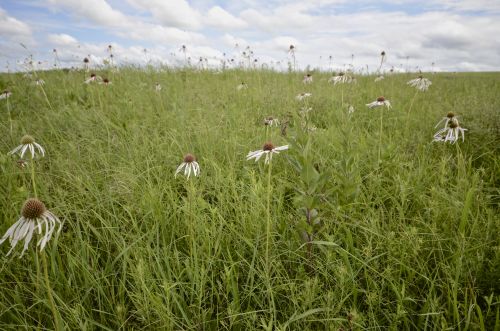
[{"left": 175, "top": 162, "right": 186, "bottom": 177}]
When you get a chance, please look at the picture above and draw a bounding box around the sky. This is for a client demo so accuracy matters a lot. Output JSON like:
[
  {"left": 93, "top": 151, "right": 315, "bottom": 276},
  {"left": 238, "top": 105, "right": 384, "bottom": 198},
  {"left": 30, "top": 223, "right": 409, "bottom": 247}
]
[{"left": 0, "top": 0, "right": 499, "bottom": 72}]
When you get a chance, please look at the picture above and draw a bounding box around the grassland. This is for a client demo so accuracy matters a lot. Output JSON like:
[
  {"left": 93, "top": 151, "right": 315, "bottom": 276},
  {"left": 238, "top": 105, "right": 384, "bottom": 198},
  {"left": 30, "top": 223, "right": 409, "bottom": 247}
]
[{"left": 0, "top": 68, "right": 499, "bottom": 330}]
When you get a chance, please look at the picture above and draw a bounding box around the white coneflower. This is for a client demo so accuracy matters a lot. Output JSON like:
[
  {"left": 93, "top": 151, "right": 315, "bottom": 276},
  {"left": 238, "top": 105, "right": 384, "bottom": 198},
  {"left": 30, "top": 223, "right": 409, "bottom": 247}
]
[
  {"left": 8, "top": 135, "right": 45, "bottom": 159},
  {"left": 35, "top": 79, "right": 45, "bottom": 86},
  {"left": 84, "top": 73, "right": 101, "bottom": 84},
  {"left": 237, "top": 82, "right": 248, "bottom": 90},
  {"left": 0, "top": 90, "right": 12, "bottom": 100},
  {"left": 328, "top": 72, "right": 354, "bottom": 85},
  {"left": 435, "top": 112, "right": 457, "bottom": 129},
  {"left": 348, "top": 105, "right": 355, "bottom": 114},
  {"left": 302, "top": 74, "right": 313, "bottom": 84},
  {"left": 366, "top": 96, "right": 392, "bottom": 109},
  {"left": 0, "top": 198, "right": 61, "bottom": 257},
  {"left": 296, "top": 92, "right": 312, "bottom": 101},
  {"left": 263, "top": 116, "right": 280, "bottom": 127},
  {"left": 433, "top": 117, "right": 467, "bottom": 143},
  {"left": 246, "top": 142, "right": 289, "bottom": 164},
  {"left": 100, "top": 78, "right": 111, "bottom": 85},
  {"left": 175, "top": 153, "right": 200, "bottom": 178},
  {"left": 374, "top": 75, "right": 385, "bottom": 82},
  {"left": 407, "top": 75, "right": 432, "bottom": 91},
  {"left": 155, "top": 83, "right": 162, "bottom": 92}
]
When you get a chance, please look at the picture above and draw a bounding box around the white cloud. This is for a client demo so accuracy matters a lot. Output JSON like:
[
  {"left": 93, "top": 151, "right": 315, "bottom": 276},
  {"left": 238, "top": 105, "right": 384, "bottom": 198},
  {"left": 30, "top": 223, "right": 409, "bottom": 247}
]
[
  {"left": 0, "top": 7, "right": 33, "bottom": 41},
  {"left": 126, "top": 0, "right": 202, "bottom": 29},
  {"left": 205, "top": 6, "right": 247, "bottom": 29},
  {"left": 48, "top": 33, "right": 78, "bottom": 46}
]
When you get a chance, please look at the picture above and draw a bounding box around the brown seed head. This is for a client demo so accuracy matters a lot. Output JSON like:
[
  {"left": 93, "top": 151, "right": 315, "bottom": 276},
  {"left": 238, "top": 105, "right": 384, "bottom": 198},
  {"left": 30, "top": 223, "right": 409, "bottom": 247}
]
[
  {"left": 90, "top": 73, "right": 96, "bottom": 78},
  {"left": 418, "top": 75, "right": 423, "bottom": 79},
  {"left": 83, "top": 57, "right": 89, "bottom": 63},
  {"left": 338, "top": 72, "right": 345, "bottom": 76},
  {"left": 21, "top": 198, "right": 46, "bottom": 219},
  {"left": 449, "top": 121, "right": 458, "bottom": 128},
  {"left": 21, "top": 135, "right": 35, "bottom": 145},
  {"left": 263, "top": 142, "right": 274, "bottom": 151},
  {"left": 103, "top": 78, "right": 109, "bottom": 84},
  {"left": 381, "top": 51, "right": 386, "bottom": 56},
  {"left": 447, "top": 112, "right": 455, "bottom": 118},
  {"left": 377, "top": 96, "right": 385, "bottom": 102},
  {"left": 183, "top": 153, "right": 196, "bottom": 163}
]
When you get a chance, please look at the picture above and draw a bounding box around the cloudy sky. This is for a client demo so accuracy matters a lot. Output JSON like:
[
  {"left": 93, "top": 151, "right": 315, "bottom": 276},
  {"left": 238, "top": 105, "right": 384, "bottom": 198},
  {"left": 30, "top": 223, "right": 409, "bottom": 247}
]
[{"left": 1, "top": 0, "right": 499, "bottom": 72}]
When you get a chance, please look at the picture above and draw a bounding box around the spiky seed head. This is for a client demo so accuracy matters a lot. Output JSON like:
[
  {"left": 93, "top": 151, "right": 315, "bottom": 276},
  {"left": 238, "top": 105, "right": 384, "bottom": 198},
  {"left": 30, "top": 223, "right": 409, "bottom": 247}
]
[
  {"left": 83, "top": 57, "right": 89, "bottom": 63},
  {"left": 263, "top": 142, "right": 274, "bottom": 151},
  {"left": 20, "top": 135, "right": 35, "bottom": 145},
  {"left": 90, "top": 73, "right": 96, "bottom": 78},
  {"left": 338, "top": 72, "right": 345, "bottom": 76},
  {"left": 381, "top": 51, "right": 386, "bottom": 56},
  {"left": 449, "top": 121, "right": 458, "bottom": 128},
  {"left": 377, "top": 96, "right": 386, "bottom": 102},
  {"left": 289, "top": 45, "right": 295, "bottom": 50},
  {"left": 447, "top": 112, "right": 455, "bottom": 118},
  {"left": 183, "top": 154, "right": 196, "bottom": 163},
  {"left": 103, "top": 78, "right": 109, "bottom": 84},
  {"left": 306, "top": 74, "right": 311, "bottom": 77},
  {"left": 21, "top": 198, "right": 46, "bottom": 219}
]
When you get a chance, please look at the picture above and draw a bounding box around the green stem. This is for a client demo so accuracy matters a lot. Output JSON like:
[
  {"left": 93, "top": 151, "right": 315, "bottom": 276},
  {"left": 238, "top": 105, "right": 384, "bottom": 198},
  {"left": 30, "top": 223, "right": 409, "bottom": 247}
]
[
  {"left": 30, "top": 161, "right": 38, "bottom": 198},
  {"left": 266, "top": 160, "right": 272, "bottom": 272},
  {"left": 40, "top": 86, "right": 54, "bottom": 111},
  {"left": 7, "top": 98, "right": 12, "bottom": 136},
  {"left": 41, "top": 251, "right": 62, "bottom": 331},
  {"left": 405, "top": 90, "right": 419, "bottom": 132},
  {"left": 378, "top": 109, "right": 384, "bottom": 165}
]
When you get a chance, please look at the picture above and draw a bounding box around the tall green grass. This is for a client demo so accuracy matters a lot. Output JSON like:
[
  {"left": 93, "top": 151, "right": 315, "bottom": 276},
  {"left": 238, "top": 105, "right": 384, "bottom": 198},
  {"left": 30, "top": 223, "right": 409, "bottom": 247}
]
[{"left": 0, "top": 68, "right": 499, "bottom": 330}]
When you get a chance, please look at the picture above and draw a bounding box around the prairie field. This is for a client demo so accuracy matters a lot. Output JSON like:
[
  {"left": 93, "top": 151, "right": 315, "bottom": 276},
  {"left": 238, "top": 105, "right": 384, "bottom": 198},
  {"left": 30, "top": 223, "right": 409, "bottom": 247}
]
[{"left": 0, "top": 69, "right": 499, "bottom": 330}]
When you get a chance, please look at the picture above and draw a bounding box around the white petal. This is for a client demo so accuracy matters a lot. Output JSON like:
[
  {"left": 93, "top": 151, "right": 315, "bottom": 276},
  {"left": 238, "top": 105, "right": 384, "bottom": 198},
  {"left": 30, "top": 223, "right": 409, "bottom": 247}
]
[
  {"left": 274, "top": 145, "right": 289, "bottom": 151},
  {"left": 20, "top": 222, "right": 36, "bottom": 257},
  {"left": 8, "top": 145, "right": 22, "bottom": 155},
  {"left": 20, "top": 145, "right": 29, "bottom": 158},
  {"left": 175, "top": 163, "right": 186, "bottom": 177},
  {"left": 29, "top": 144, "right": 35, "bottom": 158}
]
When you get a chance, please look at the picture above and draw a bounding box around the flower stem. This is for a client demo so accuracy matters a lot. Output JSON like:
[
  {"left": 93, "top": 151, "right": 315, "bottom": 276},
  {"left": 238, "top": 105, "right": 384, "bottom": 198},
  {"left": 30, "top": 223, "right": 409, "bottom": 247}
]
[
  {"left": 30, "top": 161, "right": 38, "bottom": 198},
  {"left": 377, "top": 109, "right": 384, "bottom": 165},
  {"left": 405, "top": 90, "right": 419, "bottom": 131},
  {"left": 6, "top": 98, "right": 12, "bottom": 136},
  {"left": 39, "top": 86, "right": 54, "bottom": 111},
  {"left": 266, "top": 160, "right": 272, "bottom": 272},
  {"left": 41, "top": 251, "right": 62, "bottom": 330}
]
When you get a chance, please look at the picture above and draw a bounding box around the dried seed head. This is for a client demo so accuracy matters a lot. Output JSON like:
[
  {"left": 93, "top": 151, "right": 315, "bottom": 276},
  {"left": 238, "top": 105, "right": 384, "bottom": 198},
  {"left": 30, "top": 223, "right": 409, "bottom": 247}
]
[
  {"left": 381, "top": 51, "right": 386, "bottom": 56},
  {"left": 20, "top": 135, "right": 35, "bottom": 145},
  {"left": 289, "top": 45, "right": 295, "bottom": 50},
  {"left": 83, "top": 57, "right": 89, "bottom": 63},
  {"left": 447, "top": 112, "right": 455, "bottom": 118},
  {"left": 90, "top": 73, "right": 96, "bottom": 78},
  {"left": 377, "top": 96, "right": 386, "bottom": 102},
  {"left": 338, "top": 72, "right": 345, "bottom": 76},
  {"left": 263, "top": 142, "right": 274, "bottom": 151},
  {"left": 103, "top": 78, "right": 109, "bottom": 84},
  {"left": 21, "top": 198, "right": 46, "bottom": 219},
  {"left": 306, "top": 74, "right": 311, "bottom": 77},
  {"left": 183, "top": 153, "right": 196, "bottom": 163}
]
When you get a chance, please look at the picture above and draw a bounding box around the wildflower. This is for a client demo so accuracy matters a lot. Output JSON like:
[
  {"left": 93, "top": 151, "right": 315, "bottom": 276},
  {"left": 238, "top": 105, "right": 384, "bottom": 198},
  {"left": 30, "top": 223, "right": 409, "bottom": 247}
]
[
  {"left": 299, "top": 107, "right": 312, "bottom": 116},
  {"left": 328, "top": 72, "right": 354, "bottom": 85},
  {"left": 101, "top": 78, "right": 111, "bottom": 85},
  {"left": 246, "top": 142, "right": 289, "bottom": 164},
  {"left": 263, "top": 116, "right": 279, "bottom": 127},
  {"left": 8, "top": 135, "right": 45, "bottom": 159},
  {"left": 237, "top": 82, "right": 248, "bottom": 90},
  {"left": 155, "top": 83, "right": 162, "bottom": 92},
  {"left": 435, "top": 112, "right": 457, "bottom": 129},
  {"left": 0, "top": 198, "right": 61, "bottom": 257},
  {"left": 433, "top": 116, "right": 467, "bottom": 143},
  {"left": 288, "top": 44, "right": 295, "bottom": 55},
  {"left": 84, "top": 73, "right": 101, "bottom": 84},
  {"left": 35, "top": 79, "right": 45, "bottom": 86},
  {"left": 83, "top": 57, "right": 89, "bottom": 64},
  {"left": 303, "top": 74, "right": 313, "bottom": 84},
  {"left": 0, "top": 90, "right": 12, "bottom": 100},
  {"left": 348, "top": 105, "right": 355, "bottom": 114},
  {"left": 366, "top": 96, "right": 391, "bottom": 109},
  {"left": 374, "top": 75, "right": 385, "bottom": 82},
  {"left": 407, "top": 75, "right": 432, "bottom": 91},
  {"left": 175, "top": 153, "right": 200, "bottom": 178},
  {"left": 296, "top": 92, "right": 312, "bottom": 101}
]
